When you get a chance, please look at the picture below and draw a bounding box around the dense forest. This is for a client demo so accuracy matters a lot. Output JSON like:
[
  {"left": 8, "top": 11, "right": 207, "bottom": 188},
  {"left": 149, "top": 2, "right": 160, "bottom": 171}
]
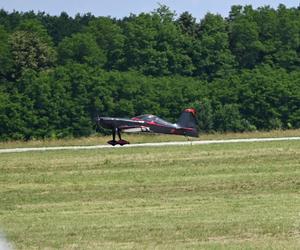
[{"left": 0, "top": 4, "right": 299, "bottom": 140}]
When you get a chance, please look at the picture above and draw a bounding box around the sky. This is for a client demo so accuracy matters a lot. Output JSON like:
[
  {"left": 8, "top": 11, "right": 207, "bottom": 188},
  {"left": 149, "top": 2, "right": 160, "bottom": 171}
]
[{"left": 0, "top": 0, "right": 299, "bottom": 20}]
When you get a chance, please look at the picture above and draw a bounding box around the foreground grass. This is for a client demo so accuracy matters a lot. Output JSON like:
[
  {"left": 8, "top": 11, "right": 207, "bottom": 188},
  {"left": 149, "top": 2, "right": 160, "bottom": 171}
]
[
  {"left": 0, "top": 141, "right": 300, "bottom": 249},
  {"left": 1, "top": 129, "right": 300, "bottom": 149}
]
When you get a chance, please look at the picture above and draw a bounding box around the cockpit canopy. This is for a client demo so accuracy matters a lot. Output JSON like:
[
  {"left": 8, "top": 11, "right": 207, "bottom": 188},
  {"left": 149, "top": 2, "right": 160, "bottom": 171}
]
[{"left": 133, "top": 114, "right": 173, "bottom": 126}]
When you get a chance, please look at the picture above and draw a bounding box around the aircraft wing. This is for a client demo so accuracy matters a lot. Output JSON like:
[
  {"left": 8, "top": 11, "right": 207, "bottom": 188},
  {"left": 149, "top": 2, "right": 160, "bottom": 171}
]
[
  {"left": 97, "top": 117, "right": 151, "bottom": 132},
  {"left": 117, "top": 119, "right": 151, "bottom": 132}
]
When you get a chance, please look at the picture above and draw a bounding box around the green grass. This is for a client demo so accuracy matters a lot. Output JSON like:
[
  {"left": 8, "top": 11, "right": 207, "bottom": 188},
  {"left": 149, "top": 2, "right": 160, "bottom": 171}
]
[
  {"left": 1, "top": 129, "right": 300, "bottom": 149},
  {"left": 0, "top": 141, "right": 300, "bottom": 249}
]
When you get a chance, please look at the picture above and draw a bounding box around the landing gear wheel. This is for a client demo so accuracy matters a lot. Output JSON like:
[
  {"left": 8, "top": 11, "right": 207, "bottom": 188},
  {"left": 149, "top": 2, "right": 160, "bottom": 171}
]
[
  {"left": 107, "top": 140, "right": 117, "bottom": 146},
  {"left": 118, "top": 140, "right": 130, "bottom": 146}
]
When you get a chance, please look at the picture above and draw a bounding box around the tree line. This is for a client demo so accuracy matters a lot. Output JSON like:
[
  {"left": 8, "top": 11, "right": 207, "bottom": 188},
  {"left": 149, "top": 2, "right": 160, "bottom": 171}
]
[{"left": 0, "top": 4, "right": 299, "bottom": 140}]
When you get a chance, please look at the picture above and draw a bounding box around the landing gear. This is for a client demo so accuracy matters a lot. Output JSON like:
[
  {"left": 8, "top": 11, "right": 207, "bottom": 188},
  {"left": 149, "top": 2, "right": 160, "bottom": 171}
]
[{"left": 107, "top": 128, "right": 130, "bottom": 146}]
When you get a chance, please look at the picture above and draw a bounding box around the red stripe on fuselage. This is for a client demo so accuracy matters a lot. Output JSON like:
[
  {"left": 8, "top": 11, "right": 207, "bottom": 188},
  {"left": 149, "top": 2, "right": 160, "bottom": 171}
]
[
  {"left": 146, "top": 121, "right": 168, "bottom": 127},
  {"left": 131, "top": 117, "right": 142, "bottom": 121}
]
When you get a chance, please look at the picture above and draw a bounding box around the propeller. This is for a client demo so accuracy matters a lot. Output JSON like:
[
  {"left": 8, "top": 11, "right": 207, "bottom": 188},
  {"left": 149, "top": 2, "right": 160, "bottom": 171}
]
[{"left": 93, "top": 115, "right": 102, "bottom": 132}]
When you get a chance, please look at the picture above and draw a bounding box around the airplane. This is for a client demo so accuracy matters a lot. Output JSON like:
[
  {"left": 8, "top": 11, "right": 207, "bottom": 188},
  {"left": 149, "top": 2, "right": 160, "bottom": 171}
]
[{"left": 96, "top": 108, "right": 198, "bottom": 146}]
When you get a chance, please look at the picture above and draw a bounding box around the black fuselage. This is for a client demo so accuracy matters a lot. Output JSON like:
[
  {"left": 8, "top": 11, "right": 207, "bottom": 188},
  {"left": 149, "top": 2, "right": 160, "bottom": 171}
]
[{"left": 97, "top": 116, "right": 198, "bottom": 137}]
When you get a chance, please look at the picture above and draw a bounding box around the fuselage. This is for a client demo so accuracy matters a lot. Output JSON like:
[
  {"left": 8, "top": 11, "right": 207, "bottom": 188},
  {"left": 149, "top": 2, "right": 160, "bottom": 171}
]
[{"left": 97, "top": 115, "right": 198, "bottom": 137}]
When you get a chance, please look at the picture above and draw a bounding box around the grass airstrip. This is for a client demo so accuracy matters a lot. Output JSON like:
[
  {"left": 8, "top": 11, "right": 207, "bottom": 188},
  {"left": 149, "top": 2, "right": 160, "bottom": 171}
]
[{"left": 0, "top": 132, "right": 300, "bottom": 249}]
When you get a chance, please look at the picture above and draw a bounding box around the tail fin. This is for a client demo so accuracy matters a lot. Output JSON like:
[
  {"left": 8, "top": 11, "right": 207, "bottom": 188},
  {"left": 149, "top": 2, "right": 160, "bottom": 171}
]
[{"left": 176, "top": 108, "right": 197, "bottom": 129}]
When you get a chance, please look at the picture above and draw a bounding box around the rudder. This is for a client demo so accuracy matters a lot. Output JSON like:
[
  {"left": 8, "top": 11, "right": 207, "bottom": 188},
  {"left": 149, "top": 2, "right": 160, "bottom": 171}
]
[{"left": 176, "top": 108, "right": 197, "bottom": 129}]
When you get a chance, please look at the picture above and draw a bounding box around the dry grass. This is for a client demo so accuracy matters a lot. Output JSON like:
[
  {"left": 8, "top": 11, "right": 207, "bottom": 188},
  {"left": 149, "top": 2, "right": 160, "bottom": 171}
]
[{"left": 0, "top": 129, "right": 300, "bottom": 149}]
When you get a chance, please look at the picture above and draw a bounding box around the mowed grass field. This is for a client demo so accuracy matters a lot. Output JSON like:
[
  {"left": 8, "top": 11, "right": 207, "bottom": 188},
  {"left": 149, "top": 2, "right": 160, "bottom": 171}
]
[{"left": 0, "top": 141, "right": 300, "bottom": 249}]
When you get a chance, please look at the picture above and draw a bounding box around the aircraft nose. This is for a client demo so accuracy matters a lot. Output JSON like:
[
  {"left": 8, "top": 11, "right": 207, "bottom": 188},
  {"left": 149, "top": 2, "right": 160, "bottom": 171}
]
[{"left": 96, "top": 117, "right": 103, "bottom": 123}]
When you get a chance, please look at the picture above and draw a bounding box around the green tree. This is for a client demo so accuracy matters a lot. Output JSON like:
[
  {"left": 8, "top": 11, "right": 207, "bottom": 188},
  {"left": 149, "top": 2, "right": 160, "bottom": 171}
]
[
  {"left": 39, "top": 12, "right": 94, "bottom": 44},
  {"left": 229, "top": 5, "right": 265, "bottom": 68},
  {"left": 273, "top": 5, "right": 300, "bottom": 70},
  {"left": 86, "top": 18, "right": 125, "bottom": 70},
  {"left": 189, "top": 99, "right": 213, "bottom": 132},
  {"left": 0, "top": 89, "right": 29, "bottom": 140},
  {"left": 0, "top": 25, "right": 12, "bottom": 80},
  {"left": 213, "top": 104, "right": 243, "bottom": 132},
  {"left": 17, "top": 18, "right": 53, "bottom": 44},
  {"left": 9, "top": 19, "right": 56, "bottom": 78},
  {"left": 122, "top": 6, "right": 194, "bottom": 76},
  {"left": 176, "top": 11, "right": 198, "bottom": 37},
  {"left": 57, "top": 33, "right": 106, "bottom": 67},
  {"left": 193, "top": 13, "right": 236, "bottom": 78}
]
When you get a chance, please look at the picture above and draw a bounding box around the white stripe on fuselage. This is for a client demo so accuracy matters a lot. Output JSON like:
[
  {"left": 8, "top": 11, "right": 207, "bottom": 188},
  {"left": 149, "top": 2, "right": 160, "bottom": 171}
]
[{"left": 123, "top": 127, "right": 151, "bottom": 133}]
